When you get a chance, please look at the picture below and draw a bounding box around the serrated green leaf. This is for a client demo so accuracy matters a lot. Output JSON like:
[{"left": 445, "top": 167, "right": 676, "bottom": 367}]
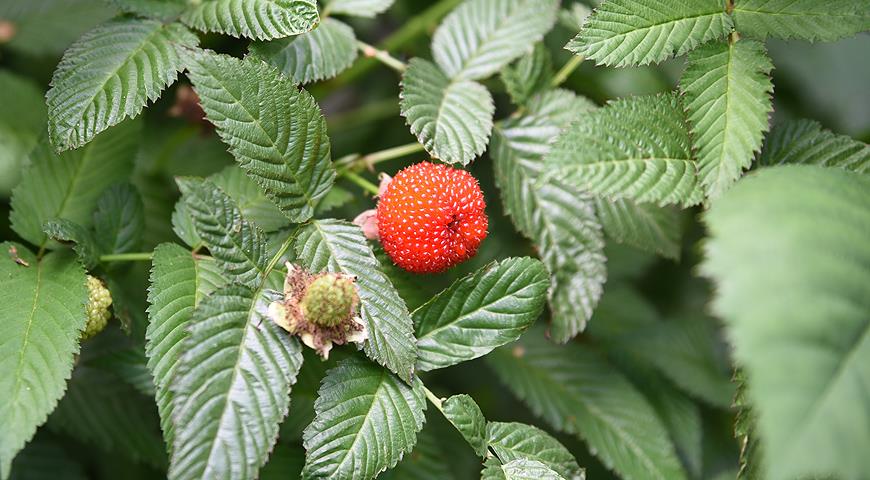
[
  {"left": 488, "top": 327, "right": 687, "bottom": 480},
  {"left": 209, "top": 166, "right": 290, "bottom": 232},
  {"left": 733, "top": 0, "right": 870, "bottom": 42},
  {"left": 301, "top": 356, "right": 426, "bottom": 479},
  {"left": 441, "top": 395, "right": 488, "bottom": 457},
  {"left": 249, "top": 18, "right": 358, "bottom": 84},
  {"left": 42, "top": 219, "right": 100, "bottom": 269},
  {"left": 701, "top": 165, "right": 870, "bottom": 480},
  {"left": 323, "top": 0, "right": 394, "bottom": 17},
  {"left": 757, "top": 119, "right": 869, "bottom": 173},
  {"left": 171, "top": 202, "right": 204, "bottom": 250},
  {"left": 500, "top": 43, "right": 553, "bottom": 106},
  {"left": 10, "top": 123, "right": 139, "bottom": 248},
  {"left": 432, "top": 0, "right": 559, "bottom": 80},
  {"left": 547, "top": 93, "right": 702, "bottom": 207},
  {"left": 169, "top": 285, "right": 304, "bottom": 480},
  {"left": 181, "top": 0, "right": 319, "bottom": 40},
  {"left": 186, "top": 50, "right": 334, "bottom": 222},
  {"left": 46, "top": 18, "right": 197, "bottom": 151},
  {"left": 0, "top": 244, "right": 87, "bottom": 479},
  {"left": 0, "top": 72, "right": 45, "bottom": 196},
  {"left": 293, "top": 220, "right": 417, "bottom": 382},
  {"left": 487, "top": 422, "right": 585, "bottom": 480},
  {"left": 146, "top": 243, "right": 227, "bottom": 450},
  {"left": 733, "top": 370, "right": 763, "bottom": 480},
  {"left": 594, "top": 198, "right": 682, "bottom": 260},
  {"left": 178, "top": 178, "right": 269, "bottom": 288},
  {"left": 680, "top": 39, "right": 774, "bottom": 199},
  {"left": 400, "top": 58, "right": 494, "bottom": 166},
  {"left": 567, "top": 0, "right": 733, "bottom": 67},
  {"left": 502, "top": 459, "right": 565, "bottom": 480},
  {"left": 47, "top": 366, "right": 165, "bottom": 468},
  {"left": 491, "top": 90, "right": 605, "bottom": 341},
  {"left": 414, "top": 257, "right": 549, "bottom": 371},
  {"left": 92, "top": 183, "right": 145, "bottom": 255},
  {"left": 315, "top": 185, "right": 353, "bottom": 215},
  {"left": 109, "top": 0, "right": 187, "bottom": 19}
]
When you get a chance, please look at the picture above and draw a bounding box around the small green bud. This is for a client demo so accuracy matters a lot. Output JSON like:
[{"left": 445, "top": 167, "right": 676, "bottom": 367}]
[
  {"left": 300, "top": 274, "right": 358, "bottom": 328},
  {"left": 83, "top": 275, "right": 112, "bottom": 340}
]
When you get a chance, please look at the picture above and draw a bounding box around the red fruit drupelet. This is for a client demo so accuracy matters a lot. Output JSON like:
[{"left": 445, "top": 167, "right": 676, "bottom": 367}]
[{"left": 376, "top": 161, "right": 488, "bottom": 273}]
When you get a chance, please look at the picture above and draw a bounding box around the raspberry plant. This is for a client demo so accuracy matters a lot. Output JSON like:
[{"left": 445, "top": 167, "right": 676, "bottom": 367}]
[{"left": 0, "top": 0, "right": 868, "bottom": 479}]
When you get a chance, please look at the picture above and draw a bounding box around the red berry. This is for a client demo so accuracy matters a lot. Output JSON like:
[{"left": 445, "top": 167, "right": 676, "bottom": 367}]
[{"left": 377, "top": 161, "right": 488, "bottom": 273}]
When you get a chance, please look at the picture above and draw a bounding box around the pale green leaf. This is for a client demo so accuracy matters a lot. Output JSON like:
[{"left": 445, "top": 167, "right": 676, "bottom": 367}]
[
  {"left": 323, "top": 0, "right": 394, "bottom": 17},
  {"left": 442, "top": 395, "right": 487, "bottom": 457},
  {"left": 680, "top": 39, "right": 774, "bottom": 199},
  {"left": 547, "top": 93, "right": 702, "bottom": 207},
  {"left": 414, "top": 257, "right": 549, "bottom": 371},
  {"left": 249, "top": 18, "right": 358, "bottom": 84},
  {"left": 701, "top": 165, "right": 870, "bottom": 480},
  {"left": 0, "top": 245, "right": 87, "bottom": 479},
  {"left": 46, "top": 18, "right": 197, "bottom": 151},
  {"left": 181, "top": 0, "right": 319, "bottom": 40},
  {"left": 400, "top": 58, "right": 494, "bottom": 166},
  {"left": 92, "top": 183, "right": 145, "bottom": 255},
  {"left": 293, "top": 220, "right": 417, "bottom": 382},
  {"left": 733, "top": 0, "right": 870, "bottom": 42},
  {"left": 481, "top": 457, "right": 508, "bottom": 480},
  {"left": 488, "top": 327, "right": 687, "bottom": 480},
  {"left": 487, "top": 422, "right": 585, "bottom": 480},
  {"left": 146, "top": 243, "right": 227, "bottom": 451},
  {"left": 301, "top": 356, "right": 426, "bottom": 480},
  {"left": 10, "top": 122, "right": 139, "bottom": 248},
  {"left": 491, "top": 90, "right": 604, "bottom": 341},
  {"left": 757, "top": 119, "right": 869, "bottom": 173},
  {"left": 431, "top": 0, "right": 560, "bottom": 80},
  {"left": 169, "top": 285, "right": 304, "bottom": 480},
  {"left": 209, "top": 166, "right": 290, "bottom": 232},
  {"left": 171, "top": 202, "right": 204, "bottom": 250},
  {"left": 500, "top": 43, "right": 553, "bottom": 106},
  {"left": 178, "top": 178, "right": 270, "bottom": 288},
  {"left": 502, "top": 459, "right": 565, "bottom": 480},
  {"left": 42, "top": 219, "right": 100, "bottom": 269},
  {"left": 594, "top": 198, "right": 682, "bottom": 260},
  {"left": 0, "top": 72, "right": 45, "bottom": 196},
  {"left": 186, "top": 50, "right": 334, "bottom": 222},
  {"left": 567, "top": 0, "right": 733, "bottom": 67}
]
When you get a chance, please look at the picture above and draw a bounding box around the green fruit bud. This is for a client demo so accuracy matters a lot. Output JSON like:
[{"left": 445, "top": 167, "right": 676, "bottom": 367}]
[
  {"left": 83, "top": 275, "right": 112, "bottom": 340},
  {"left": 300, "top": 274, "right": 358, "bottom": 328}
]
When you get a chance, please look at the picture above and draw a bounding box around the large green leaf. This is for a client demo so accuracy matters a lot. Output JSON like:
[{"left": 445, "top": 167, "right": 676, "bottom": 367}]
[
  {"left": 181, "top": 0, "right": 319, "bottom": 40},
  {"left": 92, "top": 183, "right": 145, "bottom": 256},
  {"left": 701, "top": 165, "right": 870, "bottom": 480},
  {"left": 488, "top": 328, "right": 687, "bottom": 480},
  {"left": 10, "top": 123, "right": 139, "bottom": 248},
  {"left": 209, "top": 166, "right": 290, "bottom": 232},
  {"left": 46, "top": 18, "right": 197, "bottom": 151},
  {"left": 567, "top": 0, "right": 733, "bottom": 67},
  {"left": 732, "top": 0, "right": 870, "bottom": 42},
  {"left": 431, "top": 0, "right": 559, "bottom": 80},
  {"left": 186, "top": 50, "right": 334, "bottom": 222},
  {"left": 487, "top": 422, "right": 585, "bottom": 480},
  {"left": 323, "top": 0, "right": 394, "bottom": 17},
  {"left": 169, "top": 285, "right": 304, "bottom": 480},
  {"left": 0, "top": 72, "right": 45, "bottom": 196},
  {"left": 146, "top": 243, "right": 226, "bottom": 450},
  {"left": 293, "top": 220, "right": 417, "bottom": 382},
  {"left": 400, "top": 58, "right": 494, "bottom": 166},
  {"left": 249, "top": 18, "right": 358, "bottom": 84},
  {"left": 680, "top": 39, "right": 773, "bottom": 200},
  {"left": 594, "top": 199, "right": 682, "bottom": 260},
  {"left": 301, "top": 356, "right": 426, "bottom": 479},
  {"left": 546, "top": 93, "right": 702, "bottom": 207},
  {"left": 178, "top": 178, "right": 269, "bottom": 289},
  {"left": 441, "top": 394, "right": 487, "bottom": 457},
  {"left": 757, "top": 119, "right": 869, "bottom": 173},
  {"left": 42, "top": 219, "right": 100, "bottom": 269},
  {"left": 491, "top": 90, "right": 605, "bottom": 341},
  {"left": 0, "top": 245, "right": 87, "bottom": 479},
  {"left": 414, "top": 257, "right": 549, "bottom": 371}
]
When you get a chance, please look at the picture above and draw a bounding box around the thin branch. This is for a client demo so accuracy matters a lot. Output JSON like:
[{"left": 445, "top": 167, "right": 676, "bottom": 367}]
[
  {"left": 100, "top": 252, "right": 153, "bottom": 262},
  {"left": 341, "top": 170, "right": 380, "bottom": 196},
  {"left": 357, "top": 41, "right": 406, "bottom": 73},
  {"left": 550, "top": 55, "right": 584, "bottom": 88}
]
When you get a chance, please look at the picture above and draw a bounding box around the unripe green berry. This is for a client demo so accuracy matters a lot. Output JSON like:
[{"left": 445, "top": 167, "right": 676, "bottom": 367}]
[
  {"left": 83, "top": 275, "right": 112, "bottom": 340},
  {"left": 300, "top": 274, "right": 358, "bottom": 328}
]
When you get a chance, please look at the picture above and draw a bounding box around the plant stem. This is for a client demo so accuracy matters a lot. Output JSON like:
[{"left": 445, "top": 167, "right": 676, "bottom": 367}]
[
  {"left": 337, "top": 142, "right": 424, "bottom": 173},
  {"left": 422, "top": 386, "right": 444, "bottom": 411},
  {"left": 550, "top": 55, "right": 584, "bottom": 88},
  {"left": 341, "top": 170, "right": 380, "bottom": 196},
  {"left": 357, "top": 41, "right": 406, "bottom": 73},
  {"left": 100, "top": 252, "right": 153, "bottom": 262}
]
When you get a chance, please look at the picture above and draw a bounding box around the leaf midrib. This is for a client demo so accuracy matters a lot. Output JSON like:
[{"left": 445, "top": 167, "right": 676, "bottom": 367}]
[
  {"left": 332, "top": 369, "right": 388, "bottom": 476},
  {"left": 11, "top": 257, "right": 44, "bottom": 411}
]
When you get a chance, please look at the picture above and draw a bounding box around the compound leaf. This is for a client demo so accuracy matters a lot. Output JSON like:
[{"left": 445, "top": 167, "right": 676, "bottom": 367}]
[{"left": 181, "top": 0, "right": 319, "bottom": 40}]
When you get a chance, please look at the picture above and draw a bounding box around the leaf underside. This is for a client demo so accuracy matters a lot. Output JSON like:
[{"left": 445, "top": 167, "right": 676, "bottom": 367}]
[{"left": 757, "top": 119, "right": 870, "bottom": 173}]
